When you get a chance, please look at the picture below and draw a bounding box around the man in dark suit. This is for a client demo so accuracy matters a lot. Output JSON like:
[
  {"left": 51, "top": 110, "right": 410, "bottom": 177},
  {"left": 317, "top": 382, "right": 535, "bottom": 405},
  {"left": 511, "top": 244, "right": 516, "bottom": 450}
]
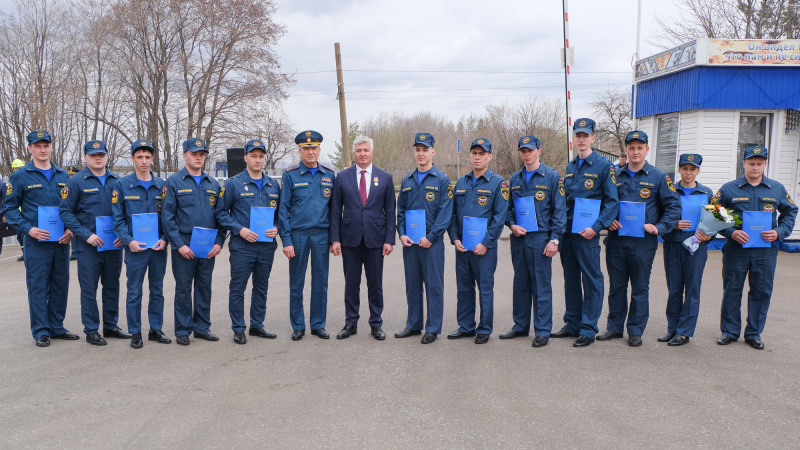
[{"left": 330, "top": 135, "right": 396, "bottom": 340}]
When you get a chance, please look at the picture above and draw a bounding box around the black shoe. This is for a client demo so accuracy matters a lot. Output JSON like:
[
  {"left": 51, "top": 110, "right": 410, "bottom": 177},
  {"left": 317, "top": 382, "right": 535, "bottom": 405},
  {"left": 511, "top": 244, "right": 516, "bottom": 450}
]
[
  {"left": 745, "top": 338, "right": 764, "bottom": 350},
  {"left": 195, "top": 332, "right": 219, "bottom": 341},
  {"left": 475, "top": 334, "right": 490, "bottom": 344},
  {"left": 249, "top": 327, "right": 277, "bottom": 339},
  {"left": 717, "top": 335, "right": 736, "bottom": 345},
  {"left": 447, "top": 329, "right": 476, "bottom": 339},
  {"left": 337, "top": 324, "right": 357, "bottom": 339},
  {"left": 657, "top": 331, "right": 677, "bottom": 342},
  {"left": 311, "top": 328, "right": 330, "bottom": 339},
  {"left": 596, "top": 331, "right": 624, "bottom": 341},
  {"left": 233, "top": 331, "right": 247, "bottom": 345},
  {"left": 628, "top": 335, "right": 643, "bottom": 347},
  {"left": 371, "top": 327, "right": 386, "bottom": 340},
  {"left": 292, "top": 330, "right": 305, "bottom": 340},
  {"left": 176, "top": 335, "right": 190, "bottom": 346},
  {"left": 668, "top": 335, "right": 690, "bottom": 346},
  {"left": 51, "top": 331, "right": 79, "bottom": 340},
  {"left": 573, "top": 335, "right": 594, "bottom": 347},
  {"left": 499, "top": 329, "right": 529, "bottom": 339},
  {"left": 395, "top": 328, "right": 422, "bottom": 338},
  {"left": 86, "top": 332, "right": 107, "bottom": 346},
  {"left": 35, "top": 335, "right": 50, "bottom": 347},
  {"left": 550, "top": 327, "right": 579, "bottom": 338},
  {"left": 532, "top": 336, "right": 549, "bottom": 347},
  {"left": 103, "top": 326, "right": 132, "bottom": 339},
  {"left": 421, "top": 332, "right": 437, "bottom": 344},
  {"left": 131, "top": 333, "right": 143, "bottom": 349},
  {"left": 17, "top": 255, "right": 24, "bottom": 262},
  {"left": 148, "top": 330, "right": 172, "bottom": 344}
]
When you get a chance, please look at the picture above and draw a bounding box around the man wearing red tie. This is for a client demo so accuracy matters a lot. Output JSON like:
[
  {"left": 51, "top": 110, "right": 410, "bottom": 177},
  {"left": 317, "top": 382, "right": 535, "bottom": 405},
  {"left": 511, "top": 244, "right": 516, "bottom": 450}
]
[{"left": 330, "top": 136, "right": 396, "bottom": 340}]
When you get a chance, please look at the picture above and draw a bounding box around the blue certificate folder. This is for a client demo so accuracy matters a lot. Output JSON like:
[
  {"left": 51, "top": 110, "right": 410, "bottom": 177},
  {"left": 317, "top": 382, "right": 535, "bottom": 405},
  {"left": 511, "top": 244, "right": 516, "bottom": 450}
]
[
  {"left": 37, "top": 206, "right": 64, "bottom": 242},
  {"left": 742, "top": 211, "right": 772, "bottom": 248},
  {"left": 680, "top": 195, "right": 708, "bottom": 231},
  {"left": 132, "top": 213, "right": 159, "bottom": 248},
  {"left": 405, "top": 209, "right": 426, "bottom": 244},
  {"left": 189, "top": 227, "right": 217, "bottom": 258},
  {"left": 514, "top": 197, "right": 538, "bottom": 232},
  {"left": 250, "top": 207, "right": 275, "bottom": 242},
  {"left": 95, "top": 216, "right": 118, "bottom": 251},
  {"left": 462, "top": 216, "right": 488, "bottom": 251},
  {"left": 618, "top": 201, "right": 645, "bottom": 237},
  {"left": 571, "top": 198, "right": 600, "bottom": 233}
]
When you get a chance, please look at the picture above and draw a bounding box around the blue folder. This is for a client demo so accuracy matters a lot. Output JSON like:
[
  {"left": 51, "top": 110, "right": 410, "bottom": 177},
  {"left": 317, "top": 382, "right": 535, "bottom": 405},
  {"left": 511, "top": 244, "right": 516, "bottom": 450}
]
[
  {"left": 405, "top": 209, "right": 426, "bottom": 244},
  {"left": 95, "top": 216, "right": 118, "bottom": 251},
  {"left": 462, "top": 216, "right": 488, "bottom": 251},
  {"left": 37, "top": 206, "right": 64, "bottom": 242},
  {"left": 742, "top": 211, "right": 772, "bottom": 248},
  {"left": 618, "top": 201, "right": 645, "bottom": 238},
  {"left": 132, "top": 213, "right": 159, "bottom": 249},
  {"left": 571, "top": 198, "right": 601, "bottom": 233},
  {"left": 250, "top": 207, "right": 275, "bottom": 242},
  {"left": 189, "top": 227, "right": 217, "bottom": 258},
  {"left": 680, "top": 195, "right": 708, "bottom": 231},
  {"left": 514, "top": 197, "right": 538, "bottom": 232}
]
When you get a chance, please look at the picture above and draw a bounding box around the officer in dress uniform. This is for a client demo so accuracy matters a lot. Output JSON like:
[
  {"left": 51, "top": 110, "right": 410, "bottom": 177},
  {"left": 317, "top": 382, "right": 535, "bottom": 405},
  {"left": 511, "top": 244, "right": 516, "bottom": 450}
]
[
  {"left": 60, "top": 140, "right": 129, "bottom": 346},
  {"left": 111, "top": 140, "right": 171, "bottom": 349},
  {"left": 395, "top": 133, "right": 453, "bottom": 344},
  {"left": 279, "top": 130, "right": 336, "bottom": 341},
  {"left": 713, "top": 146, "right": 797, "bottom": 350},
  {"left": 447, "top": 138, "right": 509, "bottom": 344},
  {"left": 215, "top": 139, "right": 281, "bottom": 344},
  {"left": 600, "top": 131, "right": 680, "bottom": 347},
  {"left": 500, "top": 135, "right": 566, "bottom": 348},
  {"left": 658, "top": 154, "right": 713, "bottom": 346},
  {"left": 552, "top": 118, "right": 619, "bottom": 347},
  {"left": 161, "top": 138, "right": 226, "bottom": 346},
  {"left": 3, "top": 131, "right": 76, "bottom": 347}
]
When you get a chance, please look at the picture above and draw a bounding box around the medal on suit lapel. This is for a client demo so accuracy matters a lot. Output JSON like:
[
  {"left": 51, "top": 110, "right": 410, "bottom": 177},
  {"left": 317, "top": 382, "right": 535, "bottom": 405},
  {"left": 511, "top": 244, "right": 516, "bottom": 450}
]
[{"left": 373, "top": 176, "right": 379, "bottom": 187}]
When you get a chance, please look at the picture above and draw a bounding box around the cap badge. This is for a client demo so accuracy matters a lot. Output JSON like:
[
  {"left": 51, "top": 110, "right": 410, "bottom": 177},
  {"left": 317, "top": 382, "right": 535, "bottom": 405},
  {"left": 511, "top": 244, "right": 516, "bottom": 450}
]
[
  {"left": 140, "top": 141, "right": 147, "bottom": 146},
  {"left": 419, "top": 134, "right": 426, "bottom": 140},
  {"left": 753, "top": 148, "right": 761, "bottom": 154},
  {"left": 92, "top": 142, "right": 101, "bottom": 149},
  {"left": 476, "top": 139, "right": 484, "bottom": 145},
  {"left": 305, "top": 131, "right": 312, "bottom": 137},
  {"left": 687, "top": 155, "right": 694, "bottom": 161},
  {"left": 579, "top": 120, "right": 586, "bottom": 127},
  {"left": 254, "top": 141, "right": 260, "bottom": 146},
  {"left": 37, "top": 132, "right": 44, "bottom": 138},
  {"left": 522, "top": 137, "right": 530, "bottom": 144},
  {"left": 195, "top": 140, "right": 202, "bottom": 147}
]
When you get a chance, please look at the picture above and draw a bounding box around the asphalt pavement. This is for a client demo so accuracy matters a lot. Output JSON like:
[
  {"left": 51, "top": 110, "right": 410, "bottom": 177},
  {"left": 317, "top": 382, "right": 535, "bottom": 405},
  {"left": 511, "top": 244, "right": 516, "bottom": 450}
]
[{"left": 0, "top": 237, "right": 798, "bottom": 448}]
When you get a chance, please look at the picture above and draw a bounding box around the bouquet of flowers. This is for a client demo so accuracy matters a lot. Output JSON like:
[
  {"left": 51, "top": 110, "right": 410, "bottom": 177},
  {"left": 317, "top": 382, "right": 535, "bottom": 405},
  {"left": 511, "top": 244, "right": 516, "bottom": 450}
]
[{"left": 682, "top": 204, "right": 741, "bottom": 254}]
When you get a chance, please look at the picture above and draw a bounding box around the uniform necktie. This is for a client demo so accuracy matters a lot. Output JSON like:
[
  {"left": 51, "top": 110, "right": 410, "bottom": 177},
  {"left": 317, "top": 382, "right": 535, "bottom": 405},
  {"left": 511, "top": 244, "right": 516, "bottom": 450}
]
[{"left": 360, "top": 170, "right": 367, "bottom": 206}]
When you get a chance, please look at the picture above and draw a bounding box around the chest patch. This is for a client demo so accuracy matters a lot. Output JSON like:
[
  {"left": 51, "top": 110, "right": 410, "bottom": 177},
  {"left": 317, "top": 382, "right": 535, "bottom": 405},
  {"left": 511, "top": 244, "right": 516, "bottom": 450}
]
[
  {"left": 323, "top": 187, "right": 331, "bottom": 198},
  {"left": 426, "top": 191, "right": 435, "bottom": 201},
  {"left": 763, "top": 204, "right": 774, "bottom": 212},
  {"left": 60, "top": 186, "right": 69, "bottom": 199},
  {"left": 208, "top": 195, "right": 216, "bottom": 206},
  {"left": 111, "top": 190, "right": 119, "bottom": 204},
  {"left": 478, "top": 195, "right": 488, "bottom": 206},
  {"left": 640, "top": 188, "right": 651, "bottom": 199},
  {"left": 535, "top": 190, "right": 545, "bottom": 201},
  {"left": 584, "top": 179, "right": 594, "bottom": 189}
]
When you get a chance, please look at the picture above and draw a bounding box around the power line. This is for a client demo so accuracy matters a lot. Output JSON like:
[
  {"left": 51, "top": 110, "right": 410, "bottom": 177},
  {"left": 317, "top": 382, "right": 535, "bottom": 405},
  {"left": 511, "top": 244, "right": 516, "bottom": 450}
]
[
  {"left": 288, "top": 82, "right": 630, "bottom": 98},
  {"left": 293, "top": 69, "right": 631, "bottom": 75}
]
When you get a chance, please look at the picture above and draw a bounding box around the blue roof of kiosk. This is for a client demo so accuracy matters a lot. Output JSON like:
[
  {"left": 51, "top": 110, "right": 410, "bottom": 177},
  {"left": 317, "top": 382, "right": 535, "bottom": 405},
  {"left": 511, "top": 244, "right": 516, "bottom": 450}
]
[{"left": 634, "top": 66, "right": 800, "bottom": 118}]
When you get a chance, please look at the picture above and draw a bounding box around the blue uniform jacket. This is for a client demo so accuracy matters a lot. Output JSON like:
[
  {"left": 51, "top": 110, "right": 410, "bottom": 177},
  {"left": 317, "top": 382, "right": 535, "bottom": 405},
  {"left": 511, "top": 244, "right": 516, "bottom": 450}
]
[
  {"left": 111, "top": 172, "right": 166, "bottom": 246},
  {"left": 662, "top": 182, "right": 713, "bottom": 243},
  {"left": 278, "top": 163, "right": 336, "bottom": 247},
  {"left": 564, "top": 150, "right": 619, "bottom": 233},
  {"left": 712, "top": 175, "right": 798, "bottom": 243},
  {"left": 448, "top": 168, "right": 509, "bottom": 249},
  {"left": 396, "top": 164, "right": 453, "bottom": 243},
  {"left": 610, "top": 161, "right": 680, "bottom": 237},
  {"left": 215, "top": 170, "right": 281, "bottom": 238},
  {"left": 505, "top": 163, "right": 567, "bottom": 241},
  {"left": 161, "top": 167, "right": 226, "bottom": 249},
  {"left": 59, "top": 167, "right": 120, "bottom": 241},
  {"left": 3, "top": 162, "right": 70, "bottom": 234}
]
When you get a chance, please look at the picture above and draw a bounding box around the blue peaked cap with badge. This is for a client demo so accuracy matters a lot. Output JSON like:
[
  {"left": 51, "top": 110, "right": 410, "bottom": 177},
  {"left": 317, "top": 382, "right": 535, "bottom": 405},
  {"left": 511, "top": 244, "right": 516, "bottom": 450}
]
[
  {"left": 295, "top": 130, "right": 323, "bottom": 147},
  {"left": 518, "top": 135, "right": 541, "bottom": 150},
  {"left": 245, "top": 139, "right": 267, "bottom": 153},
  {"left": 470, "top": 137, "right": 492, "bottom": 153},
  {"left": 84, "top": 140, "right": 108, "bottom": 155},
  {"left": 625, "top": 130, "right": 649, "bottom": 145},
  {"left": 744, "top": 146, "right": 768, "bottom": 159},
  {"left": 131, "top": 139, "right": 154, "bottom": 155},
  {"left": 414, "top": 133, "right": 435, "bottom": 148},
  {"left": 679, "top": 153, "right": 702, "bottom": 167},
  {"left": 182, "top": 138, "right": 207, "bottom": 153},
  {"left": 27, "top": 130, "right": 52, "bottom": 145},
  {"left": 573, "top": 118, "right": 596, "bottom": 134}
]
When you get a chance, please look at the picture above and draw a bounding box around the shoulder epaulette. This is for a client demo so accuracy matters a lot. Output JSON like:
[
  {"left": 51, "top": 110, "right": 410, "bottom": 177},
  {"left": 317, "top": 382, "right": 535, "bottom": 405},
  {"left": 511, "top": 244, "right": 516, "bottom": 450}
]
[
  {"left": 320, "top": 164, "right": 334, "bottom": 172},
  {"left": 285, "top": 165, "right": 300, "bottom": 172}
]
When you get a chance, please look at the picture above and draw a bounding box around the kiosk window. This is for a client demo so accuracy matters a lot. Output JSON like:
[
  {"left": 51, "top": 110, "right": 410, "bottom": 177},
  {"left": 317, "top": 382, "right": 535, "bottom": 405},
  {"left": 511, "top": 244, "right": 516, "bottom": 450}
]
[
  {"left": 655, "top": 116, "right": 679, "bottom": 180},
  {"left": 737, "top": 115, "right": 769, "bottom": 178}
]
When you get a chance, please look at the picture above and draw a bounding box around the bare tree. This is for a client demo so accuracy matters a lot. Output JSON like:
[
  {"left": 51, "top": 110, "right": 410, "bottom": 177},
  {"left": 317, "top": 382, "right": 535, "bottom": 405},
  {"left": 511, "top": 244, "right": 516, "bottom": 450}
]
[{"left": 591, "top": 86, "right": 632, "bottom": 156}]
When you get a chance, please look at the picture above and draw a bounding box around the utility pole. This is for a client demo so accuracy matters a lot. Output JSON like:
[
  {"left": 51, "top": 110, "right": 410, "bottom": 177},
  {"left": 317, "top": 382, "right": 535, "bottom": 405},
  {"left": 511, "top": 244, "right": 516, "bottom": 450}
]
[
  {"left": 335, "top": 42, "right": 351, "bottom": 168},
  {"left": 562, "top": 0, "right": 573, "bottom": 161}
]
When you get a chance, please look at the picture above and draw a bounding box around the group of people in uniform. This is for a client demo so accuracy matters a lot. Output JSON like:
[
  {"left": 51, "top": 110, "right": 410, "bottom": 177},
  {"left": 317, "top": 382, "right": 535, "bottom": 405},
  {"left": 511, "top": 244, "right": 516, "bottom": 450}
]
[{"left": 2, "top": 117, "right": 796, "bottom": 351}]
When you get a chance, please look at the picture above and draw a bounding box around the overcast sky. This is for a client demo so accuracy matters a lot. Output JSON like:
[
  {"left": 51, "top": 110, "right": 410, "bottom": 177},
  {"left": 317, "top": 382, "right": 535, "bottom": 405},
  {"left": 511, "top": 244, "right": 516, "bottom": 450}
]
[{"left": 0, "top": 0, "right": 680, "bottom": 159}]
